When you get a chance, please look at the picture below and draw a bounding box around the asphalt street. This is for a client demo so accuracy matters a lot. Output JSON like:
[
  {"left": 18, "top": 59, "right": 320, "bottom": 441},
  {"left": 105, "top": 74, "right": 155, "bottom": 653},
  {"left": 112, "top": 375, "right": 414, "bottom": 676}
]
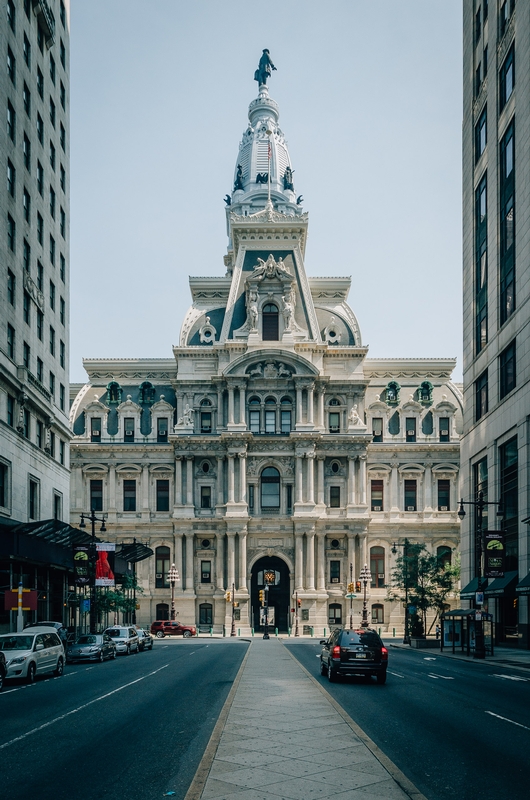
[
  {"left": 285, "top": 640, "right": 530, "bottom": 800},
  {"left": 0, "top": 639, "right": 248, "bottom": 800}
]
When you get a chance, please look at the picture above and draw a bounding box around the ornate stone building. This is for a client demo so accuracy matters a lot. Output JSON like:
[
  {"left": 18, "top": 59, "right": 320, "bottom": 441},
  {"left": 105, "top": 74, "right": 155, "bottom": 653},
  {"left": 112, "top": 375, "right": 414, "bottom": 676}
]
[{"left": 70, "top": 75, "right": 462, "bottom": 636}]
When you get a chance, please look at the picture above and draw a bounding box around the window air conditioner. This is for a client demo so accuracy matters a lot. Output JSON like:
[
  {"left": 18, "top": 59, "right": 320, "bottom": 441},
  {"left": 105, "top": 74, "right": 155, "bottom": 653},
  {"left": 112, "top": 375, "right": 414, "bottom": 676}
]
[
  {"left": 159, "top": 430, "right": 167, "bottom": 437},
  {"left": 92, "top": 430, "right": 100, "bottom": 436},
  {"left": 156, "top": 574, "right": 162, "bottom": 579},
  {"left": 407, "top": 506, "right": 415, "bottom": 512},
  {"left": 440, "top": 505, "right": 448, "bottom": 511},
  {"left": 372, "top": 505, "right": 382, "bottom": 511},
  {"left": 125, "top": 431, "right": 133, "bottom": 436}
]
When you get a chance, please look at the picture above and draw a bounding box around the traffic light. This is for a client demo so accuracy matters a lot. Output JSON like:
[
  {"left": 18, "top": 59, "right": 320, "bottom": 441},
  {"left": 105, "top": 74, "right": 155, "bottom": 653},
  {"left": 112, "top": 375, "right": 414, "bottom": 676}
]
[
  {"left": 225, "top": 590, "right": 231, "bottom": 603},
  {"left": 347, "top": 582, "right": 355, "bottom": 593},
  {"left": 297, "top": 598, "right": 302, "bottom": 608},
  {"left": 355, "top": 581, "right": 361, "bottom": 592},
  {"left": 258, "top": 589, "right": 264, "bottom": 605}
]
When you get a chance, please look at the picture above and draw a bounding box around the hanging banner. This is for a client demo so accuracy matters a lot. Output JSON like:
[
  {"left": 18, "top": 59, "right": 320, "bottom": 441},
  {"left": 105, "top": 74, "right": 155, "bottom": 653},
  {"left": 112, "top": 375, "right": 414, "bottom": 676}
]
[
  {"left": 73, "top": 545, "right": 90, "bottom": 586},
  {"left": 95, "top": 543, "right": 116, "bottom": 587},
  {"left": 484, "top": 531, "right": 505, "bottom": 578}
]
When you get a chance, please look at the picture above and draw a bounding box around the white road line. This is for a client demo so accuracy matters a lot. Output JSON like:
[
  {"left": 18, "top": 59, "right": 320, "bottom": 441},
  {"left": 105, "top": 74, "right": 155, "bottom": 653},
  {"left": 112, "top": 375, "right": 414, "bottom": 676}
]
[
  {"left": 428, "top": 673, "right": 454, "bottom": 680},
  {"left": 424, "top": 657, "right": 436, "bottom": 661},
  {"left": 388, "top": 671, "right": 404, "bottom": 678},
  {"left": 493, "top": 674, "right": 529, "bottom": 682},
  {"left": 485, "top": 711, "right": 530, "bottom": 731},
  {"left": 0, "top": 664, "right": 169, "bottom": 751}
]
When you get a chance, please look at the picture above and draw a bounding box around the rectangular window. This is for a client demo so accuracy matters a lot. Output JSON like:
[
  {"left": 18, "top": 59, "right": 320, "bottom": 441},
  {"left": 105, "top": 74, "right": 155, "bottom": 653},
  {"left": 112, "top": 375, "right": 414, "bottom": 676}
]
[
  {"left": 500, "top": 46, "right": 514, "bottom": 111},
  {"left": 23, "top": 291, "right": 30, "bottom": 324},
  {"left": 60, "top": 207, "right": 65, "bottom": 237},
  {"left": 23, "top": 134, "right": 31, "bottom": 170},
  {"left": 54, "top": 493, "right": 62, "bottom": 520},
  {"left": 438, "top": 479, "right": 450, "bottom": 511},
  {"left": 7, "top": 46, "right": 16, "bottom": 85},
  {"left": 474, "top": 6, "right": 481, "bottom": 45},
  {"left": 23, "top": 341, "right": 30, "bottom": 368},
  {"left": 281, "top": 410, "right": 291, "bottom": 433},
  {"left": 37, "top": 309, "right": 43, "bottom": 341},
  {"left": 50, "top": 235, "right": 55, "bottom": 264},
  {"left": 23, "top": 188, "right": 31, "bottom": 222},
  {"left": 200, "top": 485, "right": 211, "bottom": 509},
  {"left": 49, "top": 431, "right": 55, "bottom": 459},
  {"left": 37, "top": 261, "right": 43, "bottom": 291},
  {"left": 475, "top": 370, "right": 488, "bottom": 420},
  {"left": 499, "top": 340, "right": 516, "bottom": 399},
  {"left": 475, "top": 62, "right": 482, "bottom": 97},
  {"left": 37, "top": 212, "right": 43, "bottom": 244},
  {"left": 37, "top": 420, "right": 43, "bottom": 448},
  {"left": 7, "top": 214, "right": 16, "bottom": 251},
  {"left": 49, "top": 325, "right": 55, "bottom": 355},
  {"left": 37, "top": 161, "right": 43, "bottom": 195},
  {"left": 59, "top": 383, "right": 65, "bottom": 411},
  {"left": 49, "top": 372, "right": 55, "bottom": 397},
  {"left": 248, "top": 484, "right": 255, "bottom": 512},
  {"left": 123, "top": 480, "right": 136, "bottom": 511},
  {"left": 329, "top": 411, "right": 340, "bottom": 433},
  {"left": 0, "top": 461, "right": 8, "bottom": 509},
  {"left": 60, "top": 297, "right": 65, "bottom": 325},
  {"left": 500, "top": 0, "right": 514, "bottom": 38},
  {"left": 7, "top": 159, "right": 15, "bottom": 196},
  {"left": 50, "top": 98, "right": 56, "bottom": 128},
  {"left": 249, "top": 410, "right": 260, "bottom": 433},
  {"left": 23, "top": 33, "right": 31, "bottom": 67},
  {"left": 372, "top": 417, "right": 383, "bottom": 442},
  {"left": 8, "top": 270, "right": 15, "bottom": 305},
  {"left": 7, "top": 101, "right": 15, "bottom": 142},
  {"left": 37, "top": 113, "right": 43, "bottom": 143},
  {"left": 23, "top": 82, "right": 31, "bottom": 117},
  {"left": 7, "top": 395, "right": 15, "bottom": 427},
  {"left": 500, "top": 121, "right": 515, "bottom": 325},
  {"left": 23, "top": 408, "right": 30, "bottom": 439},
  {"left": 330, "top": 561, "right": 340, "bottom": 583},
  {"left": 60, "top": 2, "right": 66, "bottom": 27},
  {"left": 90, "top": 479, "right": 103, "bottom": 512},
  {"left": 286, "top": 484, "right": 292, "bottom": 514},
  {"left": 475, "top": 173, "right": 488, "bottom": 354},
  {"left": 157, "top": 417, "right": 168, "bottom": 441},
  {"left": 371, "top": 479, "right": 383, "bottom": 511},
  {"left": 201, "top": 560, "right": 211, "bottom": 583},
  {"left": 50, "top": 54, "right": 56, "bottom": 84},
  {"left": 37, "top": 67, "right": 44, "bottom": 98},
  {"left": 50, "top": 187, "right": 55, "bottom": 218},
  {"left": 60, "top": 253, "right": 65, "bottom": 282},
  {"left": 59, "top": 439, "right": 65, "bottom": 465},
  {"left": 330, "top": 486, "right": 341, "bottom": 508},
  {"left": 156, "top": 480, "right": 170, "bottom": 512},
  {"left": 60, "top": 123, "right": 66, "bottom": 151},
  {"left": 404, "top": 480, "right": 417, "bottom": 511},
  {"left": 23, "top": 239, "right": 31, "bottom": 271},
  {"left": 50, "top": 142, "right": 56, "bottom": 170},
  {"left": 37, "top": 357, "right": 43, "bottom": 383},
  {"left": 91, "top": 417, "right": 101, "bottom": 442},
  {"left": 7, "top": 0, "right": 15, "bottom": 30},
  {"left": 60, "top": 164, "right": 66, "bottom": 192},
  {"left": 405, "top": 418, "right": 416, "bottom": 442},
  {"left": 29, "top": 479, "right": 39, "bottom": 520},
  {"left": 500, "top": 436, "right": 518, "bottom": 572},
  {"left": 265, "top": 410, "right": 275, "bottom": 433},
  {"left": 7, "top": 324, "right": 15, "bottom": 359},
  {"left": 124, "top": 417, "right": 134, "bottom": 441},
  {"left": 60, "top": 82, "right": 65, "bottom": 109},
  {"left": 439, "top": 417, "right": 450, "bottom": 442},
  {"left": 60, "top": 340, "right": 65, "bottom": 368},
  {"left": 200, "top": 411, "right": 211, "bottom": 433},
  {"left": 50, "top": 280, "right": 56, "bottom": 310}
]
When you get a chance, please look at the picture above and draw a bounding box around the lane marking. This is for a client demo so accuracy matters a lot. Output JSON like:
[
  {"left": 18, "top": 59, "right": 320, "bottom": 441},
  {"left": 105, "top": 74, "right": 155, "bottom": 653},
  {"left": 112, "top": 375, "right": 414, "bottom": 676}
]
[
  {"left": 388, "top": 671, "right": 404, "bottom": 678},
  {"left": 0, "top": 664, "right": 169, "bottom": 751},
  {"left": 428, "top": 673, "right": 454, "bottom": 680},
  {"left": 493, "top": 674, "right": 529, "bottom": 682},
  {"left": 423, "top": 657, "right": 436, "bottom": 661},
  {"left": 485, "top": 711, "right": 530, "bottom": 731}
]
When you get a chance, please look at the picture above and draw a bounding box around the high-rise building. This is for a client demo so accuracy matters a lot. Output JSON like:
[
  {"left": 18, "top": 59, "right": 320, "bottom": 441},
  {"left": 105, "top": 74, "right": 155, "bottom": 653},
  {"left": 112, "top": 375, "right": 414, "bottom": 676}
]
[
  {"left": 1, "top": 3, "right": 70, "bottom": 528},
  {"left": 461, "top": 0, "right": 530, "bottom": 648},
  {"left": 70, "top": 63, "right": 461, "bottom": 636}
]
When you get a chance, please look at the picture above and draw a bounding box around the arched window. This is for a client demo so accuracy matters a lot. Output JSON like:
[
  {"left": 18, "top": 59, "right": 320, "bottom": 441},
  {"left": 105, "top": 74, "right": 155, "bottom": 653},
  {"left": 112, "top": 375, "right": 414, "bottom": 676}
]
[
  {"left": 106, "top": 381, "right": 121, "bottom": 405},
  {"left": 370, "top": 546, "right": 385, "bottom": 587},
  {"left": 328, "top": 603, "right": 342, "bottom": 627},
  {"left": 261, "top": 467, "right": 280, "bottom": 510},
  {"left": 139, "top": 381, "right": 155, "bottom": 405},
  {"left": 156, "top": 603, "right": 169, "bottom": 621},
  {"left": 437, "top": 545, "right": 452, "bottom": 568},
  {"left": 199, "top": 603, "right": 213, "bottom": 626},
  {"left": 155, "top": 546, "right": 170, "bottom": 588},
  {"left": 264, "top": 397, "right": 276, "bottom": 433},
  {"left": 200, "top": 398, "right": 212, "bottom": 433},
  {"left": 371, "top": 604, "right": 384, "bottom": 624},
  {"left": 249, "top": 396, "right": 261, "bottom": 433},
  {"left": 262, "top": 303, "right": 279, "bottom": 341},
  {"left": 280, "top": 396, "right": 292, "bottom": 433}
]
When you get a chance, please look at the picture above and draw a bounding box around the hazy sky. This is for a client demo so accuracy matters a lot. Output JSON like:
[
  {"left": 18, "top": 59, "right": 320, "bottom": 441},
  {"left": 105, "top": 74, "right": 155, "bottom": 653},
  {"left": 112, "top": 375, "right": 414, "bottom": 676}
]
[{"left": 70, "top": 0, "right": 463, "bottom": 384}]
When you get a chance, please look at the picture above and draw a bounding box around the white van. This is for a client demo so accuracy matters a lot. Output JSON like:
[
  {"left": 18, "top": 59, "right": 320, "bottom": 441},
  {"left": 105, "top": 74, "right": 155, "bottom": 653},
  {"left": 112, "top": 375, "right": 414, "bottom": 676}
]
[{"left": 0, "top": 628, "right": 65, "bottom": 683}]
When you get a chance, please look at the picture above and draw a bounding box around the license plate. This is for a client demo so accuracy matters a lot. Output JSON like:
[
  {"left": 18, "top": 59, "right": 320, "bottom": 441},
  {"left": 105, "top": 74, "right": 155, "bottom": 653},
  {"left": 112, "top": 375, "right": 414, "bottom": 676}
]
[{"left": 354, "top": 653, "right": 367, "bottom": 659}]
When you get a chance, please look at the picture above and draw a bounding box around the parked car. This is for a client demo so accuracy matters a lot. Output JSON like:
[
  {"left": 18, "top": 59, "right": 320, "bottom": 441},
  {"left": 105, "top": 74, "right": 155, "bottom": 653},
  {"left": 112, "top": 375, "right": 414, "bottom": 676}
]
[
  {"left": 0, "top": 650, "right": 6, "bottom": 691},
  {"left": 136, "top": 629, "right": 153, "bottom": 651},
  {"left": 24, "top": 620, "right": 68, "bottom": 648},
  {"left": 67, "top": 633, "right": 117, "bottom": 663},
  {"left": 150, "top": 620, "right": 197, "bottom": 638},
  {"left": 320, "top": 628, "right": 388, "bottom": 684},
  {"left": 104, "top": 626, "right": 140, "bottom": 655},
  {"left": 0, "top": 628, "right": 65, "bottom": 683}
]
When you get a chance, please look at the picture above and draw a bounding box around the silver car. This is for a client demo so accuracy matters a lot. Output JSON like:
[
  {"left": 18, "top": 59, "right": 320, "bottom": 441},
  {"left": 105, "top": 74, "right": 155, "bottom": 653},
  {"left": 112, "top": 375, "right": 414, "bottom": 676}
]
[
  {"left": 67, "top": 633, "right": 117, "bottom": 663},
  {"left": 0, "top": 628, "right": 65, "bottom": 683},
  {"left": 104, "top": 626, "right": 139, "bottom": 655}
]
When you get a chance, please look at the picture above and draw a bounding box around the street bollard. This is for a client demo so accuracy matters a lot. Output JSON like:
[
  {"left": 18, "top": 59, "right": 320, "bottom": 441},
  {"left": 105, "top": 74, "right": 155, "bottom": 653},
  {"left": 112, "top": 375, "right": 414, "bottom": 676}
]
[
  {"left": 393, "top": 628, "right": 396, "bottom": 637},
  {"left": 323, "top": 628, "right": 326, "bottom": 637},
  {"left": 210, "top": 627, "right": 213, "bottom": 637},
  {"left": 311, "top": 627, "right": 314, "bottom": 637},
  {"left": 238, "top": 628, "right": 240, "bottom": 637},
  {"left": 378, "top": 627, "right": 381, "bottom": 636},
  {"left": 288, "top": 627, "right": 291, "bottom": 636},
  {"left": 251, "top": 628, "right": 254, "bottom": 636},
  {"left": 275, "top": 627, "right": 278, "bottom": 637}
]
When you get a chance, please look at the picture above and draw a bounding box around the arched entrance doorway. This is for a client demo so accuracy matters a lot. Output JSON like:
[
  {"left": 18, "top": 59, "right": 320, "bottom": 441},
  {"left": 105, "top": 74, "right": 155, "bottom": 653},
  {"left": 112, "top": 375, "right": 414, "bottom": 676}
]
[{"left": 251, "top": 556, "right": 290, "bottom": 633}]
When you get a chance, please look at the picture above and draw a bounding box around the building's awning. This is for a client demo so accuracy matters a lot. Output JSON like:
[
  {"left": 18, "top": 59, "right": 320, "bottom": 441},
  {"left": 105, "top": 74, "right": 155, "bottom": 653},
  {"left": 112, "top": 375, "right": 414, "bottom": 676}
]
[
  {"left": 516, "top": 572, "right": 530, "bottom": 596},
  {"left": 484, "top": 570, "right": 518, "bottom": 597},
  {"left": 0, "top": 518, "right": 96, "bottom": 547},
  {"left": 442, "top": 608, "right": 492, "bottom": 620},
  {"left": 116, "top": 543, "right": 154, "bottom": 564},
  {"left": 0, "top": 518, "right": 97, "bottom": 570},
  {"left": 460, "top": 577, "right": 489, "bottom": 599}
]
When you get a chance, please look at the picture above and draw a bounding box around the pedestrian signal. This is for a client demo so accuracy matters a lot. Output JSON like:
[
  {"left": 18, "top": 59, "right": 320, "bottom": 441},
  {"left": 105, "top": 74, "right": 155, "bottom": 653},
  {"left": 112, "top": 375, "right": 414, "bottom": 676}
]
[{"left": 297, "top": 598, "right": 302, "bottom": 608}]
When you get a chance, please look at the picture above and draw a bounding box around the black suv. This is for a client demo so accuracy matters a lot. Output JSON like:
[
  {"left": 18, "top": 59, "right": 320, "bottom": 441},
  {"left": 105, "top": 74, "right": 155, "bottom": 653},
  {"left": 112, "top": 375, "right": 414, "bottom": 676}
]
[{"left": 320, "top": 628, "right": 388, "bottom": 684}]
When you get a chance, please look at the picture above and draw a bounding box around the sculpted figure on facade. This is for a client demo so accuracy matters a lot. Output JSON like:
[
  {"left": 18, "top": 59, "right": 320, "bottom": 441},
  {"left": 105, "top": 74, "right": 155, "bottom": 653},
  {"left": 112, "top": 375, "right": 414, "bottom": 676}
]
[
  {"left": 247, "top": 289, "right": 259, "bottom": 330},
  {"left": 254, "top": 49, "right": 276, "bottom": 86}
]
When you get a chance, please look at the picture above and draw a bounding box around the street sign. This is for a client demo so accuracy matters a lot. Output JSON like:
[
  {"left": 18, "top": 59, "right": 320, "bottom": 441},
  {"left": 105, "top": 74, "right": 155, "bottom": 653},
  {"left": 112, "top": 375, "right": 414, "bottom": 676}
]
[
  {"left": 345, "top": 593, "right": 357, "bottom": 599},
  {"left": 475, "top": 591, "right": 484, "bottom": 605}
]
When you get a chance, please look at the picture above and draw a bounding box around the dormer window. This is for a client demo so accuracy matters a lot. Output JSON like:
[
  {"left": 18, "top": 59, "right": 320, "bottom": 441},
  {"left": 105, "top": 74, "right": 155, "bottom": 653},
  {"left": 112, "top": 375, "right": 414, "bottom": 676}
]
[
  {"left": 439, "top": 417, "right": 450, "bottom": 442},
  {"left": 385, "top": 382, "right": 400, "bottom": 405},
  {"left": 157, "top": 417, "right": 168, "bottom": 442},
  {"left": 405, "top": 418, "right": 416, "bottom": 442},
  {"left": 372, "top": 418, "right": 383, "bottom": 442},
  {"left": 419, "top": 381, "right": 433, "bottom": 404},
  {"left": 262, "top": 303, "right": 279, "bottom": 341},
  {"left": 139, "top": 381, "right": 155, "bottom": 405},
  {"left": 106, "top": 381, "right": 121, "bottom": 405},
  {"left": 124, "top": 418, "right": 134, "bottom": 442}
]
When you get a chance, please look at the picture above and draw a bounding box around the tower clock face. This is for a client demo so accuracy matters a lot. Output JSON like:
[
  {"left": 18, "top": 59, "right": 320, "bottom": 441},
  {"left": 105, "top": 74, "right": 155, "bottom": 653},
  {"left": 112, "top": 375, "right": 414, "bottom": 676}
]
[{"left": 264, "top": 570, "right": 275, "bottom": 585}]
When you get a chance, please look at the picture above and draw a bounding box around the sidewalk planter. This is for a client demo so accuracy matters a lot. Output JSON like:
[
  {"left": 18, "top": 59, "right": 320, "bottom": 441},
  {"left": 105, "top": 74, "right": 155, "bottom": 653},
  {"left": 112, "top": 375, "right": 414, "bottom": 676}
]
[{"left": 410, "top": 637, "right": 441, "bottom": 649}]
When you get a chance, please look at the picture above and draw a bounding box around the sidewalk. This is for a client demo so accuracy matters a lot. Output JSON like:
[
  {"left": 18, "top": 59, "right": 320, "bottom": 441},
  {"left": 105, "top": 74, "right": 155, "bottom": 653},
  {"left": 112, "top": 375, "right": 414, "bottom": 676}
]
[
  {"left": 384, "top": 638, "right": 530, "bottom": 669},
  {"left": 186, "top": 638, "right": 425, "bottom": 800}
]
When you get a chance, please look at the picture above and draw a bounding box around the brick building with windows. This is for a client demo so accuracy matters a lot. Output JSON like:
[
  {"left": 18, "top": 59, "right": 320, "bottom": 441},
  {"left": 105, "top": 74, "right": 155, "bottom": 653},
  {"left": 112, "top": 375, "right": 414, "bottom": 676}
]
[
  {"left": 69, "top": 73, "right": 461, "bottom": 636},
  {"left": 461, "top": 0, "right": 530, "bottom": 648}
]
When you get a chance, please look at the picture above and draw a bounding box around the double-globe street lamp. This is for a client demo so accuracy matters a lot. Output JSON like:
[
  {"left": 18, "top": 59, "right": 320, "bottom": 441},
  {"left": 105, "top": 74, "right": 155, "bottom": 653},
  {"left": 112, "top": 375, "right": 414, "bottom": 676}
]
[
  {"left": 360, "top": 564, "right": 371, "bottom": 628},
  {"left": 457, "top": 491, "right": 503, "bottom": 659},
  {"left": 79, "top": 510, "right": 107, "bottom": 634},
  {"left": 168, "top": 563, "right": 180, "bottom": 621},
  {"left": 391, "top": 539, "right": 411, "bottom": 645}
]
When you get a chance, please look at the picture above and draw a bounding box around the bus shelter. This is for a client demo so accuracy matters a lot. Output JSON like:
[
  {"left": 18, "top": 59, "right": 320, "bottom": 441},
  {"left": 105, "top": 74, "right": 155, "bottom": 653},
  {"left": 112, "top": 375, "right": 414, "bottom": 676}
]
[{"left": 441, "top": 609, "right": 494, "bottom": 657}]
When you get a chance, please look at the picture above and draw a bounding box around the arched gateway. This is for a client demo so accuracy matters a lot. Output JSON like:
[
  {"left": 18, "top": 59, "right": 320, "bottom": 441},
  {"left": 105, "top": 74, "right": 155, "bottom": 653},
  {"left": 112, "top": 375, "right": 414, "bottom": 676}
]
[{"left": 251, "top": 556, "right": 290, "bottom": 633}]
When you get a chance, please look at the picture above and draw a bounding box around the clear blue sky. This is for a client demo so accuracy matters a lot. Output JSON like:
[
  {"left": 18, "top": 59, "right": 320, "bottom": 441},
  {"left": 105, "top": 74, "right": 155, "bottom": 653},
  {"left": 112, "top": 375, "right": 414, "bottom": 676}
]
[{"left": 70, "top": 0, "right": 463, "bottom": 383}]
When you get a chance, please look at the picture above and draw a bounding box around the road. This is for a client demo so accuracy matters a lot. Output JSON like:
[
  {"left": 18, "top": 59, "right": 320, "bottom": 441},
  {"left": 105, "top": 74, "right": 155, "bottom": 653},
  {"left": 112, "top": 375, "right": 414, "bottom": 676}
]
[
  {"left": 285, "top": 640, "right": 530, "bottom": 800},
  {"left": 0, "top": 639, "right": 248, "bottom": 800}
]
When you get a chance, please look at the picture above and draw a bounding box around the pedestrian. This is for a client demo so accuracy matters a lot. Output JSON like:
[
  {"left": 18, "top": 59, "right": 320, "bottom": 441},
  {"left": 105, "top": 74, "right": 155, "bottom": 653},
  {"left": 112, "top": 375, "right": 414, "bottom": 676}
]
[{"left": 435, "top": 624, "right": 441, "bottom": 640}]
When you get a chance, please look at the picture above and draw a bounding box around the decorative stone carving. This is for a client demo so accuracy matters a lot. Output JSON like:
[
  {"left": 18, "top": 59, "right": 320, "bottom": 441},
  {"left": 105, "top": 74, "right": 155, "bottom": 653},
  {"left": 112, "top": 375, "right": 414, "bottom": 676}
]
[
  {"left": 245, "top": 360, "right": 294, "bottom": 379},
  {"left": 199, "top": 316, "right": 217, "bottom": 344}
]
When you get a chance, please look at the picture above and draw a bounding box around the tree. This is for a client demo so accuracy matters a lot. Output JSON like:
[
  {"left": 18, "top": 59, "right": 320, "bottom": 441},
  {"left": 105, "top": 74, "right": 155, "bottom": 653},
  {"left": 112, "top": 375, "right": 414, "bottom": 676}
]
[
  {"left": 93, "top": 574, "right": 144, "bottom": 627},
  {"left": 387, "top": 544, "right": 460, "bottom": 637}
]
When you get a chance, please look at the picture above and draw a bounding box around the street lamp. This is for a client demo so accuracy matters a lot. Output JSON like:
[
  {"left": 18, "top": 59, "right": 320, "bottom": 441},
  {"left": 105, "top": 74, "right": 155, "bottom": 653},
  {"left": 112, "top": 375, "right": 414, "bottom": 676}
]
[
  {"left": 79, "top": 510, "right": 107, "bottom": 634},
  {"left": 263, "top": 584, "right": 270, "bottom": 640},
  {"left": 231, "top": 582, "right": 237, "bottom": 637},
  {"left": 168, "top": 563, "right": 180, "bottom": 621},
  {"left": 457, "top": 491, "right": 503, "bottom": 659},
  {"left": 391, "top": 539, "right": 411, "bottom": 645},
  {"left": 360, "top": 563, "right": 371, "bottom": 628},
  {"left": 294, "top": 591, "right": 300, "bottom": 637}
]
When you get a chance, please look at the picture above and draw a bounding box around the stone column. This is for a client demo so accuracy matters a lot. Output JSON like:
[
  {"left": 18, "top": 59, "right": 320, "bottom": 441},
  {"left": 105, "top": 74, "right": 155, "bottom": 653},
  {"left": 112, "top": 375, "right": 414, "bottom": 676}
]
[
  {"left": 238, "top": 384, "right": 246, "bottom": 425},
  {"left": 176, "top": 392, "right": 183, "bottom": 424},
  {"left": 227, "top": 455, "right": 235, "bottom": 503},
  {"left": 216, "top": 532, "right": 225, "bottom": 590},
  {"left": 296, "top": 384, "right": 303, "bottom": 426},
  {"left": 216, "top": 457, "right": 224, "bottom": 505},
  {"left": 295, "top": 455, "right": 303, "bottom": 503},
  {"left": 238, "top": 528, "right": 247, "bottom": 591},
  {"left": 307, "top": 383, "right": 315, "bottom": 427},
  {"left": 174, "top": 456, "right": 183, "bottom": 505},
  {"left": 186, "top": 456, "right": 194, "bottom": 506},
  {"left": 359, "top": 455, "right": 367, "bottom": 505},
  {"left": 295, "top": 533, "right": 304, "bottom": 590},
  {"left": 347, "top": 532, "right": 356, "bottom": 583},
  {"left": 306, "top": 529, "right": 315, "bottom": 591},
  {"left": 307, "top": 453, "right": 315, "bottom": 504},
  {"left": 239, "top": 451, "right": 247, "bottom": 504},
  {"left": 217, "top": 388, "right": 224, "bottom": 429},
  {"left": 317, "top": 456, "right": 325, "bottom": 505},
  {"left": 348, "top": 456, "right": 356, "bottom": 505},
  {"left": 317, "top": 533, "right": 326, "bottom": 590},
  {"left": 142, "top": 464, "right": 149, "bottom": 512},
  {"left": 317, "top": 387, "right": 325, "bottom": 430},
  {"left": 174, "top": 532, "right": 184, "bottom": 588},
  {"left": 228, "top": 386, "right": 235, "bottom": 426},
  {"left": 390, "top": 461, "right": 399, "bottom": 511},
  {"left": 108, "top": 463, "right": 116, "bottom": 511},
  {"left": 424, "top": 462, "right": 433, "bottom": 510},
  {"left": 185, "top": 533, "right": 194, "bottom": 592},
  {"left": 450, "top": 473, "right": 457, "bottom": 512},
  {"left": 227, "top": 533, "right": 236, "bottom": 589}
]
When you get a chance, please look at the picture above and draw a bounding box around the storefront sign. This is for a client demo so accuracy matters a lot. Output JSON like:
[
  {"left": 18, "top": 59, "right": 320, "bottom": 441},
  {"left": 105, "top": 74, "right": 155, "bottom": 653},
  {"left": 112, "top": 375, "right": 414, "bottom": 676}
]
[
  {"left": 484, "top": 531, "right": 505, "bottom": 578},
  {"left": 73, "top": 545, "right": 90, "bottom": 586}
]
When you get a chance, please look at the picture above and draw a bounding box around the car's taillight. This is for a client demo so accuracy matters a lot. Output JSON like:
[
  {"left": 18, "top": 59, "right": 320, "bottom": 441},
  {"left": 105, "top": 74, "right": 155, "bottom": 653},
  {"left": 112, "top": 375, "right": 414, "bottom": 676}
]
[
  {"left": 381, "top": 647, "right": 388, "bottom": 660},
  {"left": 331, "top": 645, "right": 341, "bottom": 659}
]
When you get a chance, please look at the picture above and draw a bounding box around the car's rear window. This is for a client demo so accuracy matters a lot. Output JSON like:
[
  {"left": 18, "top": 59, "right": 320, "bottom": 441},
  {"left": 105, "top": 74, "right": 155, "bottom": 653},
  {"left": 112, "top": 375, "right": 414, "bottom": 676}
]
[{"left": 341, "top": 631, "right": 382, "bottom": 647}]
